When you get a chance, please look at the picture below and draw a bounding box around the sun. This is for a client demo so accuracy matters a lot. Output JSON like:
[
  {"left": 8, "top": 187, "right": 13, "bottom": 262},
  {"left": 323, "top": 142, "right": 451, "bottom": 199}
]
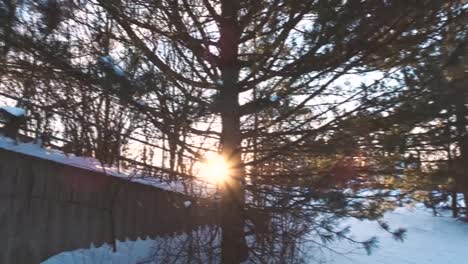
[{"left": 196, "top": 153, "right": 231, "bottom": 184}]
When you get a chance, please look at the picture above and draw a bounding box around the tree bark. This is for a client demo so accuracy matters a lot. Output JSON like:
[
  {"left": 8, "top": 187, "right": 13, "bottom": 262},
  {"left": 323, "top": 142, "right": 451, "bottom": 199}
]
[
  {"left": 219, "top": 1, "right": 248, "bottom": 263},
  {"left": 451, "top": 190, "right": 459, "bottom": 218}
]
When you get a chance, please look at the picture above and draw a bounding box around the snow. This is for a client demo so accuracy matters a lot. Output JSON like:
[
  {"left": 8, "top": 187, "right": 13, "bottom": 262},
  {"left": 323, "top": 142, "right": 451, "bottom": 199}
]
[
  {"left": 41, "top": 205, "right": 468, "bottom": 263},
  {"left": 113, "top": 66, "right": 125, "bottom": 77},
  {"left": 99, "top": 55, "right": 112, "bottom": 65},
  {"left": 0, "top": 136, "right": 119, "bottom": 175},
  {"left": 269, "top": 94, "right": 279, "bottom": 102},
  {"left": 0, "top": 135, "right": 216, "bottom": 196},
  {"left": 99, "top": 55, "right": 126, "bottom": 77},
  {"left": 184, "top": 200, "right": 192, "bottom": 208},
  {"left": 0, "top": 105, "right": 26, "bottom": 117},
  {"left": 42, "top": 227, "right": 221, "bottom": 264},
  {"left": 325, "top": 205, "right": 468, "bottom": 264},
  {"left": 136, "top": 99, "right": 146, "bottom": 106},
  {"left": 43, "top": 239, "right": 161, "bottom": 264}
]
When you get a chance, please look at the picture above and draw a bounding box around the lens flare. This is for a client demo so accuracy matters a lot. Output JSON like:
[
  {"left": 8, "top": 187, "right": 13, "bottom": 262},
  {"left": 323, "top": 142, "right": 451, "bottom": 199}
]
[{"left": 196, "top": 153, "right": 230, "bottom": 183}]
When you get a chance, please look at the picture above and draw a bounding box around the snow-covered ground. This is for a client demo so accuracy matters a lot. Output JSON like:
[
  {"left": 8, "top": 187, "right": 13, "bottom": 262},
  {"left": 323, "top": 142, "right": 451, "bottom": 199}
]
[
  {"left": 42, "top": 205, "right": 468, "bottom": 264},
  {"left": 43, "top": 239, "right": 163, "bottom": 264},
  {"left": 325, "top": 205, "right": 468, "bottom": 264},
  {"left": 43, "top": 227, "right": 221, "bottom": 264}
]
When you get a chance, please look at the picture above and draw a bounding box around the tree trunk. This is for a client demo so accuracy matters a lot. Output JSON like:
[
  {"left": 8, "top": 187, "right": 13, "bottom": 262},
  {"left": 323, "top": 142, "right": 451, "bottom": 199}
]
[
  {"left": 454, "top": 86, "right": 468, "bottom": 220},
  {"left": 447, "top": 141, "right": 458, "bottom": 218},
  {"left": 169, "top": 134, "right": 177, "bottom": 180},
  {"left": 461, "top": 134, "right": 468, "bottom": 220},
  {"left": 219, "top": 51, "right": 248, "bottom": 264},
  {"left": 451, "top": 190, "right": 459, "bottom": 218},
  {"left": 219, "top": 1, "right": 247, "bottom": 263}
]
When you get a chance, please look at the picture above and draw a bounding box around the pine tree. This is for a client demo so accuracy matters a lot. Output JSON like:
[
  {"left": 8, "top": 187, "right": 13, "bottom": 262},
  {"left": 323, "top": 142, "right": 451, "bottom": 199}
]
[
  {"left": 358, "top": 8, "right": 468, "bottom": 218},
  {"left": 1, "top": 0, "right": 466, "bottom": 261}
]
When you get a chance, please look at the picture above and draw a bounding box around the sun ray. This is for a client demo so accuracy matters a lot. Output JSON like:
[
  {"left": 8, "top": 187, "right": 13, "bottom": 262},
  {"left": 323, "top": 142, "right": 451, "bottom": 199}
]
[{"left": 196, "top": 153, "right": 230, "bottom": 184}]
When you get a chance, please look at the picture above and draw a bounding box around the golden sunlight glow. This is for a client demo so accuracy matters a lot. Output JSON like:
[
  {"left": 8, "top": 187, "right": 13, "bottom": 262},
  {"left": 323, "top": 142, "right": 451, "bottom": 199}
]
[{"left": 196, "top": 153, "right": 231, "bottom": 184}]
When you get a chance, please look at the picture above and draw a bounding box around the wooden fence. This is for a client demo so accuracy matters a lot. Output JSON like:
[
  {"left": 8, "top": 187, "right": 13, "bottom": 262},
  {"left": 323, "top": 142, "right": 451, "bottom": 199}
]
[{"left": 0, "top": 148, "right": 217, "bottom": 263}]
